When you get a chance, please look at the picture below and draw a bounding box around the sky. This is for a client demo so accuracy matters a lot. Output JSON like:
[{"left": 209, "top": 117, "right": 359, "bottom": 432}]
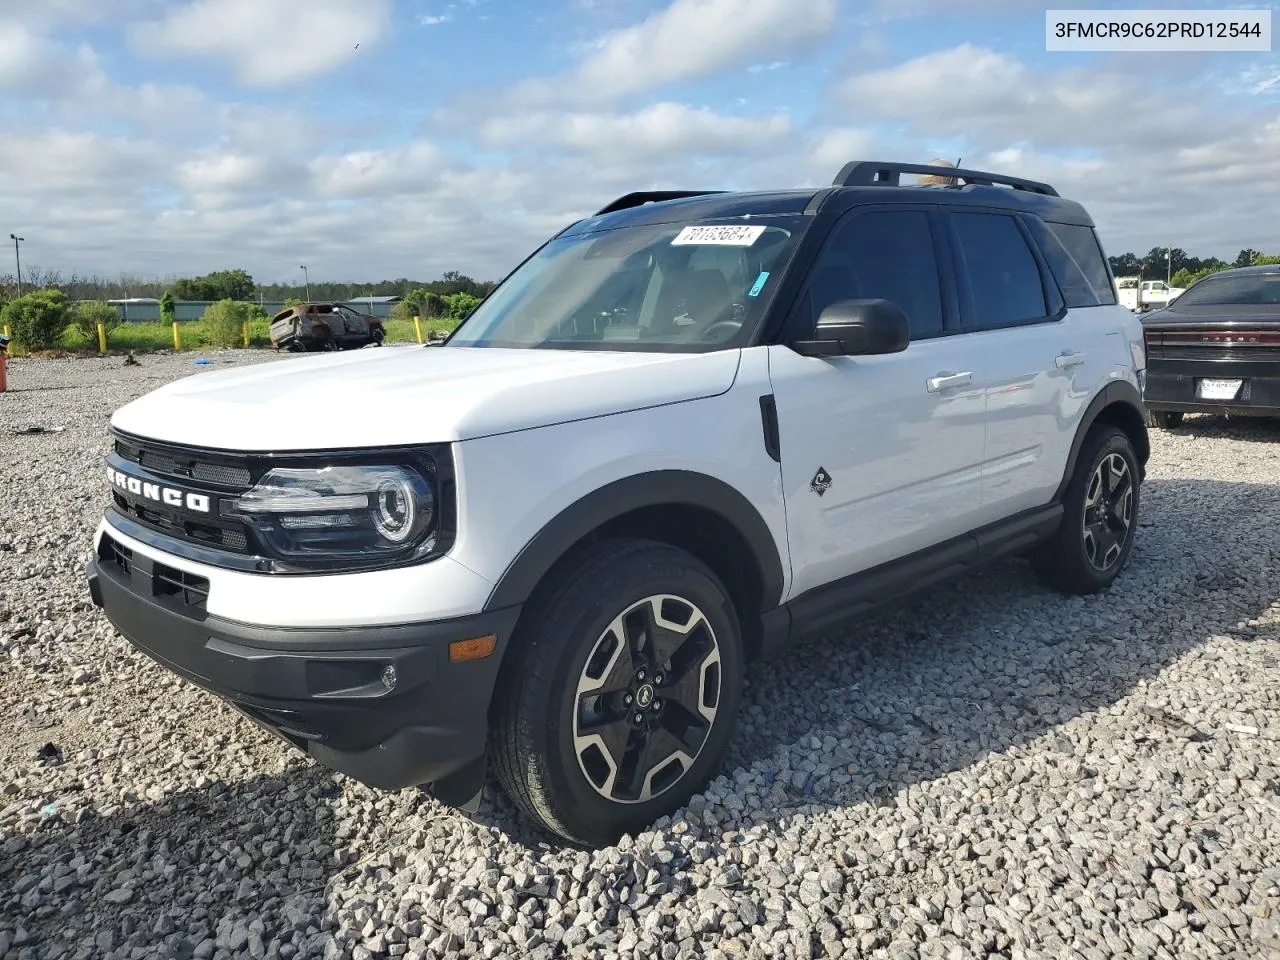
[{"left": 2, "top": 0, "right": 1278, "bottom": 286}]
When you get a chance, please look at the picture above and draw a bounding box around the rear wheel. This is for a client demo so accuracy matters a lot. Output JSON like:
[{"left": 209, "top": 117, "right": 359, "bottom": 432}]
[
  {"left": 1146, "top": 410, "right": 1184, "bottom": 429},
  {"left": 1031, "top": 426, "right": 1140, "bottom": 595},
  {"left": 492, "top": 540, "right": 743, "bottom": 847}
]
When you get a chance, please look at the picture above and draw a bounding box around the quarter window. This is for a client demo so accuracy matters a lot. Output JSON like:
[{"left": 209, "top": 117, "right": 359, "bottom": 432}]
[{"left": 1032, "top": 220, "right": 1118, "bottom": 307}]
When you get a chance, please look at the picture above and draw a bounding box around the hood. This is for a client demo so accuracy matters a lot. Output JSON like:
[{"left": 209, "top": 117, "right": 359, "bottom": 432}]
[{"left": 110, "top": 345, "right": 742, "bottom": 451}]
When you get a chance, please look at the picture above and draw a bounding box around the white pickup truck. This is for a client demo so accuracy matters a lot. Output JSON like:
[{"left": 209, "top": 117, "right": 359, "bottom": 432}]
[{"left": 1115, "top": 277, "right": 1185, "bottom": 312}]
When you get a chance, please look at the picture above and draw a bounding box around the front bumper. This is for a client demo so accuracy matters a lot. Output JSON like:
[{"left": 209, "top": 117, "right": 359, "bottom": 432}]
[{"left": 87, "top": 538, "right": 521, "bottom": 791}]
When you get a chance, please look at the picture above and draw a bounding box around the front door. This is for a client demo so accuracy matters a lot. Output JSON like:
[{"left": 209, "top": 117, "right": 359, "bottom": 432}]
[{"left": 768, "top": 206, "right": 988, "bottom": 601}]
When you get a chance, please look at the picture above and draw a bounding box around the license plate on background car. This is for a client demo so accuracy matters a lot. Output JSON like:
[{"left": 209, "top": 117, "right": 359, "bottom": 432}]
[{"left": 1198, "top": 378, "right": 1243, "bottom": 400}]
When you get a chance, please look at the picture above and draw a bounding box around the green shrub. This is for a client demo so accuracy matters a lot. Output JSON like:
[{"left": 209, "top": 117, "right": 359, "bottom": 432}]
[
  {"left": 444, "top": 292, "right": 481, "bottom": 321},
  {"left": 390, "top": 300, "right": 417, "bottom": 325},
  {"left": 72, "top": 300, "right": 122, "bottom": 344},
  {"left": 201, "top": 299, "right": 254, "bottom": 348},
  {"left": 1, "top": 289, "right": 71, "bottom": 350},
  {"left": 159, "top": 291, "right": 175, "bottom": 325}
]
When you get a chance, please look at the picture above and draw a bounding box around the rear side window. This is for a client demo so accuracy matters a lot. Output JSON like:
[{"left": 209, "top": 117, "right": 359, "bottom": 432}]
[
  {"left": 804, "top": 209, "right": 945, "bottom": 338},
  {"left": 951, "top": 212, "right": 1048, "bottom": 329},
  {"left": 1033, "top": 220, "right": 1118, "bottom": 307}
]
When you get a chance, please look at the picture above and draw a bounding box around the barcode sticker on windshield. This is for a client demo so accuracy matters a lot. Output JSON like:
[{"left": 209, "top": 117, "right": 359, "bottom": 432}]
[{"left": 671, "top": 225, "right": 767, "bottom": 246}]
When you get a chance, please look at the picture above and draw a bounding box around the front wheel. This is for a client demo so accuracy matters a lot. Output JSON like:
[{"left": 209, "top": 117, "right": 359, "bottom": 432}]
[
  {"left": 492, "top": 540, "right": 743, "bottom": 847},
  {"left": 1030, "top": 426, "right": 1140, "bottom": 595}
]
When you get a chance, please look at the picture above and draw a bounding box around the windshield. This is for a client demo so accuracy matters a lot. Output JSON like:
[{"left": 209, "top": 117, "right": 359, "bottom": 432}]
[
  {"left": 446, "top": 217, "right": 808, "bottom": 351},
  {"left": 1174, "top": 271, "right": 1280, "bottom": 308}
]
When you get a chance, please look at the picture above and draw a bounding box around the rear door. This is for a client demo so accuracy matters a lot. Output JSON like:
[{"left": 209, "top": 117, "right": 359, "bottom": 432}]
[
  {"left": 767, "top": 205, "right": 990, "bottom": 599},
  {"left": 942, "top": 209, "right": 1108, "bottom": 522}
]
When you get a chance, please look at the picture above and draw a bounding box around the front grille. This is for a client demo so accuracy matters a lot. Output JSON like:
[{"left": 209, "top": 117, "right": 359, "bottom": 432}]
[
  {"left": 98, "top": 533, "right": 133, "bottom": 576},
  {"left": 98, "top": 531, "right": 213, "bottom": 621},
  {"left": 153, "top": 561, "right": 210, "bottom": 612},
  {"left": 192, "top": 462, "right": 252, "bottom": 486},
  {"left": 114, "top": 438, "right": 252, "bottom": 488},
  {"left": 109, "top": 432, "right": 256, "bottom": 557}
]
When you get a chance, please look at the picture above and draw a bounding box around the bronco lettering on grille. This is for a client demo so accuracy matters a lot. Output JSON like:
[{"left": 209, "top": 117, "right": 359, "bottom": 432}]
[{"left": 107, "top": 467, "right": 211, "bottom": 514}]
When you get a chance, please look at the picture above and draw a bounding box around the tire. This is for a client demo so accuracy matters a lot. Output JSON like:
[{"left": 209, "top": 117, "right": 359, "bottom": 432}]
[
  {"left": 492, "top": 539, "right": 744, "bottom": 847},
  {"left": 1146, "top": 410, "right": 1184, "bottom": 429},
  {"left": 1030, "top": 426, "right": 1141, "bottom": 595}
]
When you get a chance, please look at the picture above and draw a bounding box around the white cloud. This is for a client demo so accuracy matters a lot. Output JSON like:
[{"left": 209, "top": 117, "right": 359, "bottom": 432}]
[
  {"left": 0, "top": 131, "right": 165, "bottom": 196},
  {"left": 419, "top": 14, "right": 452, "bottom": 25},
  {"left": 308, "top": 142, "right": 447, "bottom": 198},
  {"left": 836, "top": 44, "right": 1247, "bottom": 153},
  {"left": 132, "top": 0, "right": 392, "bottom": 86},
  {"left": 477, "top": 102, "right": 792, "bottom": 163},
  {"left": 868, "top": 0, "right": 1051, "bottom": 20},
  {"left": 508, "top": 0, "right": 837, "bottom": 106},
  {"left": 0, "top": 22, "right": 107, "bottom": 99},
  {"left": 832, "top": 45, "right": 1280, "bottom": 257},
  {"left": 0, "top": 0, "right": 163, "bottom": 26},
  {"left": 807, "top": 128, "right": 884, "bottom": 175}
]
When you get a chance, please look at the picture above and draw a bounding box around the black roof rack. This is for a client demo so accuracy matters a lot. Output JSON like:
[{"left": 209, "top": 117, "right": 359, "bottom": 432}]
[
  {"left": 594, "top": 190, "right": 729, "bottom": 216},
  {"left": 832, "top": 161, "right": 1059, "bottom": 197}
]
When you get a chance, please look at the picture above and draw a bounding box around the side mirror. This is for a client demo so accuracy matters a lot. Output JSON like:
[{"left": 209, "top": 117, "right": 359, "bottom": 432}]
[{"left": 791, "top": 299, "right": 910, "bottom": 357}]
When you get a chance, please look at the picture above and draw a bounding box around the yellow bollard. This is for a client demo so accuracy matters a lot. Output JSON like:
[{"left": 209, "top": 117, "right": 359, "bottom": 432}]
[
  {"left": 97, "top": 323, "right": 107, "bottom": 354},
  {"left": 242, "top": 320, "right": 250, "bottom": 348},
  {"left": 414, "top": 317, "right": 423, "bottom": 343},
  {"left": 172, "top": 321, "right": 182, "bottom": 351}
]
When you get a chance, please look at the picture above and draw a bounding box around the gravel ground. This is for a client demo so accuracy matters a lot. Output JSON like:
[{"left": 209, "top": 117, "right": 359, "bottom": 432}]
[{"left": 2, "top": 350, "right": 1279, "bottom": 960}]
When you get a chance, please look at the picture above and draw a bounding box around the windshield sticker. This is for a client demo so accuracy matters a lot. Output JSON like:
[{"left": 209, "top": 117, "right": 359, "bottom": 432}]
[
  {"left": 671, "top": 225, "right": 767, "bottom": 247},
  {"left": 748, "top": 271, "right": 771, "bottom": 298}
]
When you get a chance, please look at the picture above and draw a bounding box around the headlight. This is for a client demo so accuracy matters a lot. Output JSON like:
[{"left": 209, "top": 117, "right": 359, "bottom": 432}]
[{"left": 226, "top": 463, "right": 438, "bottom": 571}]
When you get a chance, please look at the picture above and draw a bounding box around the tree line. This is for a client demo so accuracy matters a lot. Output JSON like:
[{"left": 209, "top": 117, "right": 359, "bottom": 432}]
[
  {"left": 0, "top": 267, "right": 497, "bottom": 306},
  {"left": 1107, "top": 248, "right": 1280, "bottom": 289}
]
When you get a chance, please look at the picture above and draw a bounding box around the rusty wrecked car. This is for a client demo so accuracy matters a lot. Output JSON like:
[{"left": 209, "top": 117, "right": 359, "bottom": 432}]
[{"left": 269, "top": 302, "right": 386, "bottom": 352}]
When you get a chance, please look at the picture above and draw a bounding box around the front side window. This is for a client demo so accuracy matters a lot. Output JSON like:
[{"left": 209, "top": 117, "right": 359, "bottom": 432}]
[
  {"left": 801, "top": 209, "right": 945, "bottom": 338},
  {"left": 951, "top": 212, "right": 1049, "bottom": 329},
  {"left": 447, "top": 217, "right": 808, "bottom": 352}
]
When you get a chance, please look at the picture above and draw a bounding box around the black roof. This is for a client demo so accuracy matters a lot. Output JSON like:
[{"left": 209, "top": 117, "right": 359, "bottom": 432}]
[
  {"left": 1208, "top": 263, "right": 1280, "bottom": 276},
  {"left": 564, "top": 160, "right": 1095, "bottom": 238}
]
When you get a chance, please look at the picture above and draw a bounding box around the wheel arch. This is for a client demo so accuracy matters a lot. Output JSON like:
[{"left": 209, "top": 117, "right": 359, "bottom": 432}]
[
  {"left": 1054, "top": 380, "right": 1150, "bottom": 503},
  {"left": 483, "top": 471, "right": 786, "bottom": 661}
]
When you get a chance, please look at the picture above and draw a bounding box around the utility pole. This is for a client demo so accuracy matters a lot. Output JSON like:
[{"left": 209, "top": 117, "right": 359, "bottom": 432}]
[
  {"left": 1166, "top": 247, "right": 1172, "bottom": 285},
  {"left": 9, "top": 234, "right": 23, "bottom": 296},
  {"left": 300, "top": 265, "right": 310, "bottom": 301}
]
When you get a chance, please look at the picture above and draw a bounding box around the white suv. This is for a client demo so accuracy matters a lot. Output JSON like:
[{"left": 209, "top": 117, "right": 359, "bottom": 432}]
[{"left": 87, "top": 161, "right": 1150, "bottom": 846}]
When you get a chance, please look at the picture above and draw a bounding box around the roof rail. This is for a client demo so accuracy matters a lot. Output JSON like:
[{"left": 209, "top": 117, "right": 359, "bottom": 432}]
[
  {"left": 594, "top": 190, "right": 729, "bottom": 216},
  {"left": 832, "top": 161, "right": 1059, "bottom": 197}
]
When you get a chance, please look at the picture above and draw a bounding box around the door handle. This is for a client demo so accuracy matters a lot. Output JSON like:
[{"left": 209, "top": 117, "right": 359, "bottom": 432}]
[
  {"left": 927, "top": 371, "right": 973, "bottom": 392},
  {"left": 1055, "top": 351, "right": 1086, "bottom": 369}
]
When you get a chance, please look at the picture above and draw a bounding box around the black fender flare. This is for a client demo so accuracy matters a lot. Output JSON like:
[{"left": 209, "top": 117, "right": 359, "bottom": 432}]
[
  {"left": 482, "top": 470, "right": 786, "bottom": 613},
  {"left": 1053, "top": 379, "right": 1149, "bottom": 503}
]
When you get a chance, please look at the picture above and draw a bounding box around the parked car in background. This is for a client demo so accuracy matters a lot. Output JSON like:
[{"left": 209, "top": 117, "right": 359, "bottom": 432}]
[
  {"left": 1115, "top": 277, "right": 1185, "bottom": 313},
  {"left": 269, "top": 302, "right": 385, "bottom": 352},
  {"left": 1141, "top": 264, "right": 1280, "bottom": 427}
]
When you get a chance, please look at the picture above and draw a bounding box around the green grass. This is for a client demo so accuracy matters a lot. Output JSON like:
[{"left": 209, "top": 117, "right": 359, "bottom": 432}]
[{"left": 18, "top": 316, "right": 460, "bottom": 356}]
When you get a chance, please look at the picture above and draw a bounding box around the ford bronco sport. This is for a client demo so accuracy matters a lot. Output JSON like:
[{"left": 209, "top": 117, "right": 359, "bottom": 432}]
[{"left": 87, "top": 161, "right": 1149, "bottom": 846}]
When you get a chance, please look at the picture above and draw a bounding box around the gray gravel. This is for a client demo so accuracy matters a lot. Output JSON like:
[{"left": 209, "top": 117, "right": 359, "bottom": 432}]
[{"left": 2, "top": 350, "right": 1279, "bottom": 960}]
